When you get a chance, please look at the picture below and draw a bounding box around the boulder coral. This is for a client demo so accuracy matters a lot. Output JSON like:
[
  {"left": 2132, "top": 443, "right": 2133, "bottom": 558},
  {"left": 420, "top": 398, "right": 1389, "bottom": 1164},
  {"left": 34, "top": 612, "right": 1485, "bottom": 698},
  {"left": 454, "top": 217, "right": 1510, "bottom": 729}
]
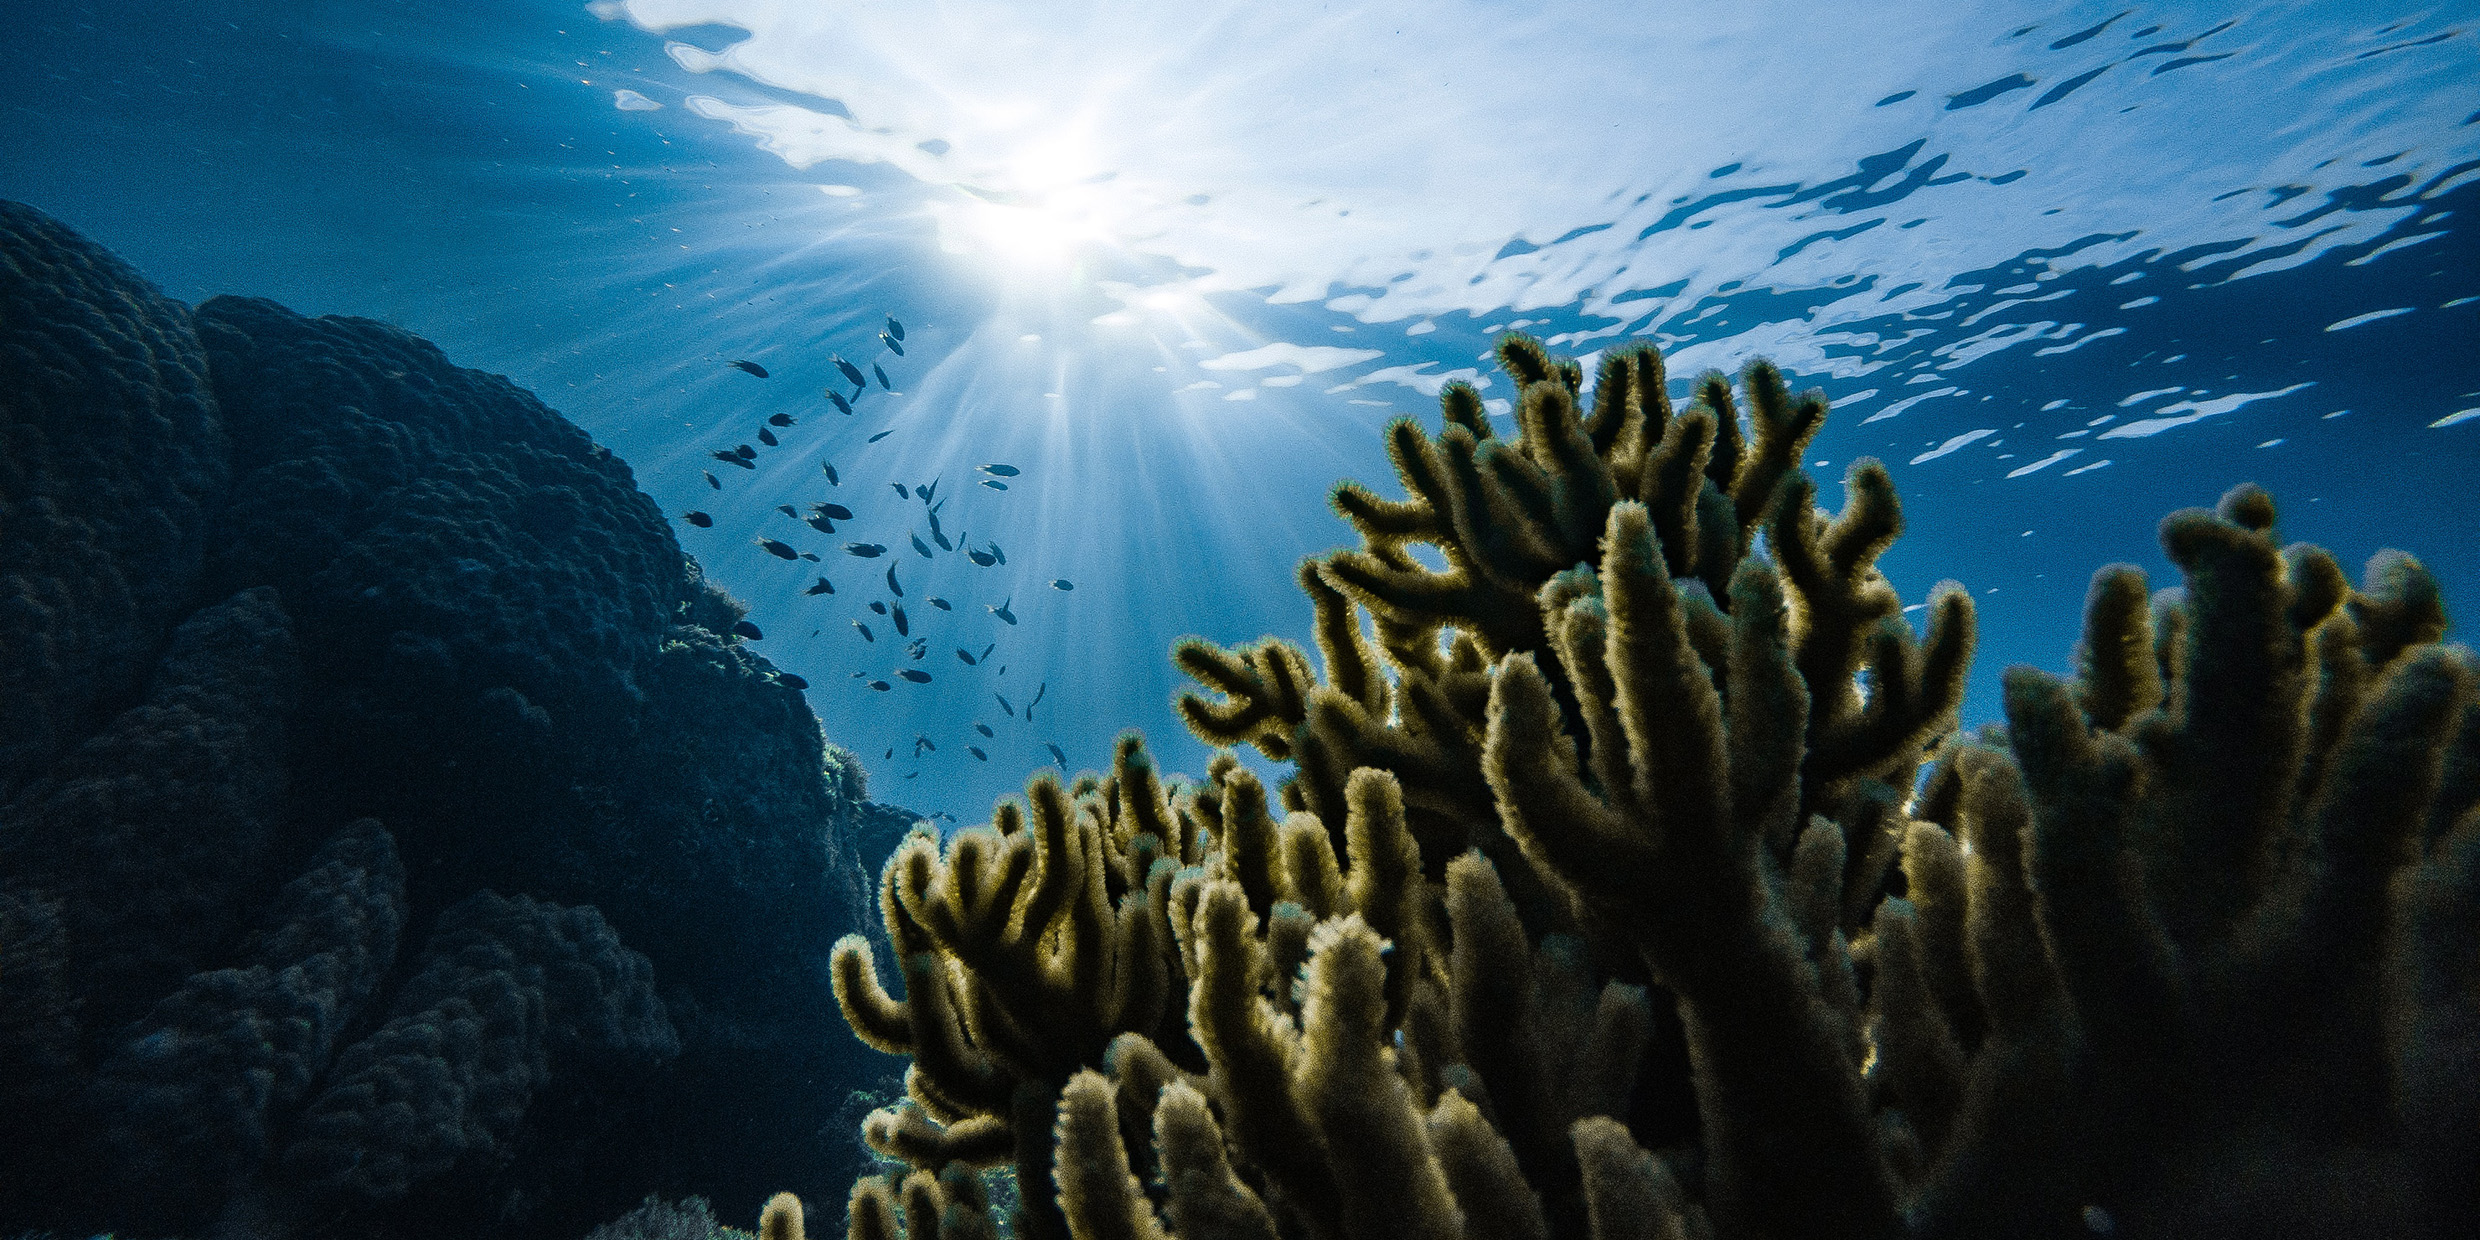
[
  {"left": 0, "top": 200, "right": 907, "bottom": 1239},
  {"left": 829, "top": 336, "right": 2475, "bottom": 1240}
]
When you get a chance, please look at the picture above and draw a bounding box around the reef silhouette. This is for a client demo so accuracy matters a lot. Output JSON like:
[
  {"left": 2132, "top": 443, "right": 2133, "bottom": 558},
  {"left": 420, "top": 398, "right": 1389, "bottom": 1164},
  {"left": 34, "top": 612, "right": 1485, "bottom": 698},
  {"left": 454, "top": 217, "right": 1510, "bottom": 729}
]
[
  {"left": 0, "top": 200, "right": 918, "bottom": 1239},
  {"left": 824, "top": 337, "right": 2474, "bottom": 1240}
]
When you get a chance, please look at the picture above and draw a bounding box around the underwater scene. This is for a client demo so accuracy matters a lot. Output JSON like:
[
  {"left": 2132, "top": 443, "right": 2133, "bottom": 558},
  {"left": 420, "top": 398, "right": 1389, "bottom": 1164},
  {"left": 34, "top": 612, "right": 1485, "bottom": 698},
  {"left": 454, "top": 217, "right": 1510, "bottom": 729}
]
[{"left": 0, "top": 0, "right": 2475, "bottom": 1237}]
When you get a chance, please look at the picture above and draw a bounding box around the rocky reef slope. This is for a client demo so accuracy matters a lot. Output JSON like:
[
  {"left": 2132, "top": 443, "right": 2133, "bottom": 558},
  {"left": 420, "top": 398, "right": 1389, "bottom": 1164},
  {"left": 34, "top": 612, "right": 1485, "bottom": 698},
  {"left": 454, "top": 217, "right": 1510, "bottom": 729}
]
[{"left": 0, "top": 200, "right": 912, "bottom": 1240}]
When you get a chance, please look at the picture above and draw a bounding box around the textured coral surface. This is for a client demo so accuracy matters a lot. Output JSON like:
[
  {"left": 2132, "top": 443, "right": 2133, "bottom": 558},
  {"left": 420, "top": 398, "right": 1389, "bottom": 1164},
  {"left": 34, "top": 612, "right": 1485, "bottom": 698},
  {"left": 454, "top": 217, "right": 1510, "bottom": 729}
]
[
  {"left": 828, "top": 338, "right": 2476, "bottom": 1240},
  {"left": 0, "top": 201, "right": 910, "bottom": 1240}
]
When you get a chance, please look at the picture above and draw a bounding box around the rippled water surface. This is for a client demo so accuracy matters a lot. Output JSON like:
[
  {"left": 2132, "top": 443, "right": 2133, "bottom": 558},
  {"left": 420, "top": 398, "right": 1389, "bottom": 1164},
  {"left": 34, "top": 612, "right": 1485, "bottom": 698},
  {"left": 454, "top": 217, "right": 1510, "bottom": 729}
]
[{"left": 7, "top": 0, "right": 2474, "bottom": 823}]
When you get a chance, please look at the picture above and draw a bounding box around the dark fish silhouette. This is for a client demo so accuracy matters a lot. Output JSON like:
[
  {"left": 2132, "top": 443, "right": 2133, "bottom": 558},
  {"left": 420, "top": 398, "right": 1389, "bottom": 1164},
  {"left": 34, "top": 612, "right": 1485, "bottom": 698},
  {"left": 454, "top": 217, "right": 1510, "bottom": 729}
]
[
  {"left": 956, "top": 648, "right": 977, "bottom": 666},
  {"left": 805, "top": 576, "right": 835, "bottom": 595},
  {"left": 845, "top": 542, "right": 887, "bottom": 558},
  {"left": 736, "top": 444, "right": 757, "bottom": 459},
  {"left": 966, "top": 546, "right": 998, "bottom": 567},
  {"left": 987, "top": 597, "right": 1016, "bottom": 625},
  {"left": 991, "top": 542, "right": 1006, "bottom": 565},
  {"left": 886, "top": 563, "right": 903, "bottom": 596},
  {"left": 873, "top": 362, "right": 892, "bottom": 391},
  {"left": 981, "top": 479, "right": 1008, "bottom": 490},
  {"left": 828, "top": 391, "right": 852, "bottom": 415},
  {"left": 777, "top": 503, "right": 799, "bottom": 518},
  {"left": 968, "top": 745, "right": 988, "bottom": 761},
  {"left": 703, "top": 470, "right": 721, "bottom": 489},
  {"left": 682, "top": 511, "right": 713, "bottom": 527},
  {"left": 729, "top": 359, "right": 769, "bottom": 378},
  {"left": 903, "top": 770, "right": 918, "bottom": 778},
  {"left": 892, "top": 605, "right": 909, "bottom": 636},
  {"left": 778, "top": 672, "right": 807, "bottom": 690},
  {"left": 906, "top": 637, "right": 927, "bottom": 658},
  {"left": 914, "top": 734, "right": 936, "bottom": 756},
  {"left": 758, "top": 427, "right": 779, "bottom": 447},
  {"left": 822, "top": 463, "right": 840, "bottom": 484},
  {"left": 911, "top": 532, "right": 934, "bottom": 559},
  {"left": 899, "top": 669, "right": 932, "bottom": 684},
  {"left": 979, "top": 643, "right": 995, "bottom": 662},
  {"left": 733, "top": 620, "right": 764, "bottom": 640},
  {"left": 919, "top": 478, "right": 940, "bottom": 505},
  {"left": 928, "top": 597, "right": 951, "bottom": 611},
  {"left": 880, "top": 332, "right": 904, "bottom": 356},
  {"left": 1029, "top": 683, "right": 1047, "bottom": 710},
  {"left": 885, "top": 315, "right": 905, "bottom": 342},
  {"left": 801, "top": 553, "right": 820, "bottom": 561},
  {"left": 1047, "top": 743, "right": 1067, "bottom": 769},
  {"left": 712, "top": 451, "right": 756, "bottom": 469},
  {"left": 812, "top": 501, "right": 853, "bottom": 521},
  {"left": 884, "top": 746, "right": 893, "bottom": 758},
  {"left": 757, "top": 538, "right": 799, "bottom": 560},
  {"left": 834, "top": 356, "right": 867, "bottom": 388},
  {"left": 869, "top": 679, "right": 891, "bottom": 691},
  {"left": 870, "top": 602, "right": 887, "bottom": 615},
  {"left": 979, "top": 463, "right": 1020, "bottom": 476},
  {"left": 975, "top": 723, "right": 994, "bottom": 738},
  {"left": 768, "top": 412, "right": 797, "bottom": 427},
  {"left": 892, "top": 482, "right": 910, "bottom": 499},
  {"left": 868, "top": 430, "right": 893, "bottom": 443},
  {"left": 997, "top": 693, "right": 1014, "bottom": 717},
  {"left": 806, "top": 514, "right": 837, "bottom": 535},
  {"left": 927, "top": 508, "right": 952, "bottom": 550},
  {"left": 1051, "top": 578, "right": 1073, "bottom": 591},
  {"left": 854, "top": 620, "right": 875, "bottom": 642}
]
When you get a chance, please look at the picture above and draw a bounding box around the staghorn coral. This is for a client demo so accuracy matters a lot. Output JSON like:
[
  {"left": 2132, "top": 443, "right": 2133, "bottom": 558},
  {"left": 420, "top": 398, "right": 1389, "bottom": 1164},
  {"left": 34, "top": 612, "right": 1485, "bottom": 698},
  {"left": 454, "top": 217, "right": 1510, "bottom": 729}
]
[{"left": 832, "top": 335, "right": 2473, "bottom": 1240}]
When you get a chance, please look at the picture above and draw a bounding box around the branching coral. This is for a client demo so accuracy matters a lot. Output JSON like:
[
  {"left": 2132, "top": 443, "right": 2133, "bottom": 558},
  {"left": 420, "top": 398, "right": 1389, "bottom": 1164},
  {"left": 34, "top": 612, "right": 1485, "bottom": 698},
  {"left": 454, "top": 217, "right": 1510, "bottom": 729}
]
[{"left": 833, "top": 333, "right": 2475, "bottom": 1240}]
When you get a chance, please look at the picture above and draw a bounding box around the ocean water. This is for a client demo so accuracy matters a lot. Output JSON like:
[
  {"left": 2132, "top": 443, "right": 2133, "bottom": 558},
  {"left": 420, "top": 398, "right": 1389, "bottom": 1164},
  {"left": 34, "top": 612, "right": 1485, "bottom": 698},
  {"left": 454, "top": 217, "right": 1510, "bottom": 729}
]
[{"left": 5, "top": 0, "right": 2472, "bottom": 828}]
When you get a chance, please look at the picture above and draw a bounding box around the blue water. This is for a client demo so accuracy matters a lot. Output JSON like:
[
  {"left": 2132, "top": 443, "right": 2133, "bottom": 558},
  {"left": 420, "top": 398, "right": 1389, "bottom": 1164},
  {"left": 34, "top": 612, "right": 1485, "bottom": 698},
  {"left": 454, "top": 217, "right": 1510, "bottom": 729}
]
[{"left": 6, "top": 0, "right": 2473, "bottom": 826}]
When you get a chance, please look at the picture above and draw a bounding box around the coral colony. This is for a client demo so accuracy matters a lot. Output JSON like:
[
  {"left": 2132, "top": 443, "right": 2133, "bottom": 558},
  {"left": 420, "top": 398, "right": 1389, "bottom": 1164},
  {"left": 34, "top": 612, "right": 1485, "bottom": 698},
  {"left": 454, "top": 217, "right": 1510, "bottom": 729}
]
[
  {"left": 2, "top": 197, "right": 2473, "bottom": 1240},
  {"left": 821, "top": 338, "right": 2474, "bottom": 1239}
]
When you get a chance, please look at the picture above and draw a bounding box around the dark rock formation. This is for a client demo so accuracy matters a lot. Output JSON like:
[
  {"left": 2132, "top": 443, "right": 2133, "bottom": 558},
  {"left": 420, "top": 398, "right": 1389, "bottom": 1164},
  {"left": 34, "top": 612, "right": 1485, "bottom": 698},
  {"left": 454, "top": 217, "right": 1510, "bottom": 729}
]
[{"left": 0, "top": 200, "right": 912, "bottom": 1240}]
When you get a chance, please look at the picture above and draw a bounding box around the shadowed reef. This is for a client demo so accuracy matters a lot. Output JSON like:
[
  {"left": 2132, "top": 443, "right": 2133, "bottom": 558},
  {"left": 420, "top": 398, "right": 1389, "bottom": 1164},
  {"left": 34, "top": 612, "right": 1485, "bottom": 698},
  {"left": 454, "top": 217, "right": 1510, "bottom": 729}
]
[
  {"left": 823, "top": 335, "right": 2476, "bottom": 1240},
  {"left": 0, "top": 200, "right": 920, "bottom": 1239}
]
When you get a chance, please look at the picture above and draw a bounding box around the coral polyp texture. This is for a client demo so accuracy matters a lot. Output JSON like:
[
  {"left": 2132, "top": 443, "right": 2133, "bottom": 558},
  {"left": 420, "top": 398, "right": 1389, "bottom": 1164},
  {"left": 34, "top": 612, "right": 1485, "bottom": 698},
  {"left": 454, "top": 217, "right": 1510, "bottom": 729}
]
[
  {"left": 831, "top": 335, "right": 2475, "bottom": 1240},
  {"left": 0, "top": 201, "right": 914, "bottom": 1240}
]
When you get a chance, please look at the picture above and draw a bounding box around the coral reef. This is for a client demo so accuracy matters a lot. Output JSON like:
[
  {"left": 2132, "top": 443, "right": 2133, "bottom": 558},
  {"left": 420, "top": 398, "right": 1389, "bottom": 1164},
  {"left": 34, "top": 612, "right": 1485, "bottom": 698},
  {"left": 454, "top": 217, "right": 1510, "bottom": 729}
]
[
  {"left": 831, "top": 336, "right": 2475, "bottom": 1239},
  {"left": 0, "top": 201, "right": 912, "bottom": 1238}
]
